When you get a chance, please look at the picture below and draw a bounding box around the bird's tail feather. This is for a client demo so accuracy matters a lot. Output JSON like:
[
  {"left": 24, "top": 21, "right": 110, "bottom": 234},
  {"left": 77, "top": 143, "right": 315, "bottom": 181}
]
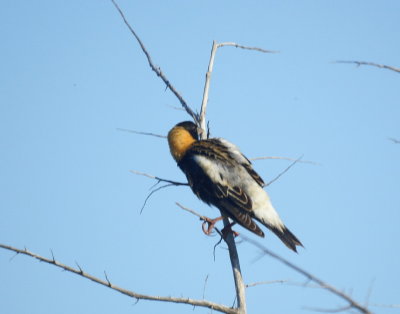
[{"left": 269, "top": 225, "right": 303, "bottom": 253}]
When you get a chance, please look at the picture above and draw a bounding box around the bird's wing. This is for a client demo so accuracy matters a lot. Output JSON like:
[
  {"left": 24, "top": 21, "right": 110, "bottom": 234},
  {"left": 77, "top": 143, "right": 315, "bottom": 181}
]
[
  {"left": 180, "top": 139, "right": 264, "bottom": 237},
  {"left": 215, "top": 138, "right": 265, "bottom": 187}
]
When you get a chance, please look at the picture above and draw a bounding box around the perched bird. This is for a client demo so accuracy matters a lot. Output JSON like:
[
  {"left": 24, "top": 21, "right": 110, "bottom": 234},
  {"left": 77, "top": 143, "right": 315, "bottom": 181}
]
[{"left": 168, "top": 121, "right": 303, "bottom": 252}]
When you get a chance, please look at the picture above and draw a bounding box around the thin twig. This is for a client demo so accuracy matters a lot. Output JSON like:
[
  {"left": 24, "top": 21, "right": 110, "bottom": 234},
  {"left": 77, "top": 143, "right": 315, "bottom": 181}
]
[
  {"left": 130, "top": 170, "right": 188, "bottom": 186},
  {"left": 265, "top": 155, "right": 303, "bottom": 187},
  {"left": 0, "top": 244, "right": 237, "bottom": 314},
  {"left": 245, "top": 280, "right": 287, "bottom": 288},
  {"left": 110, "top": 0, "right": 199, "bottom": 123},
  {"left": 130, "top": 171, "right": 188, "bottom": 213},
  {"left": 140, "top": 183, "right": 178, "bottom": 214},
  {"left": 335, "top": 60, "right": 400, "bottom": 73},
  {"left": 176, "top": 202, "right": 207, "bottom": 221},
  {"left": 241, "top": 236, "right": 372, "bottom": 314},
  {"left": 250, "top": 156, "right": 320, "bottom": 165},
  {"left": 217, "top": 42, "right": 279, "bottom": 54},
  {"left": 117, "top": 128, "right": 166, "bottom": 139},
  {"left": 303, "top": 305, "right": 352, "bottom": 313}
]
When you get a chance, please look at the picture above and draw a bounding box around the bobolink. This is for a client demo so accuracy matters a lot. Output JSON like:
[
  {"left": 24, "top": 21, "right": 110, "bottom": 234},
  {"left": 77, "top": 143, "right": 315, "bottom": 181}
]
[{"left": 168, "top": 121, "right": 302, "bottom": 252}]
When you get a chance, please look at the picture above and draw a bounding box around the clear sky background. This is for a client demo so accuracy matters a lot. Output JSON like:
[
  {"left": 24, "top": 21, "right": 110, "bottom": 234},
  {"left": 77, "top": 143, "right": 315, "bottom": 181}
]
[{"left": 1, "top": 1, "right": 399, "bottom": 313}]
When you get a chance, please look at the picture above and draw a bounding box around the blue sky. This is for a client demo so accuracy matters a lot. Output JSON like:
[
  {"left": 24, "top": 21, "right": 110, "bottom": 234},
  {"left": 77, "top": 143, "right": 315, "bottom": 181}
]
[{"left": 1, "top": 1, "right": 399, "bottom": 313}]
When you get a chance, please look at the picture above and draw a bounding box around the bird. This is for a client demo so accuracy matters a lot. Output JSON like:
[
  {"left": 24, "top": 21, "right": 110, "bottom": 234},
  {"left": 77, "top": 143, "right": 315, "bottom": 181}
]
[{"left": 167, "top": 121, "right": 303, "bottom": 252}]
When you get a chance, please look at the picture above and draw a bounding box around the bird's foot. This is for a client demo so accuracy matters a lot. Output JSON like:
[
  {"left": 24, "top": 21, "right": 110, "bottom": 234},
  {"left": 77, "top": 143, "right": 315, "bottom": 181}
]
[
  {"left": 221, "top": 222, "right": 239, "bottom": 238},
  {"left": 202, "top": 216, "right": 223, "bottom": 235}
]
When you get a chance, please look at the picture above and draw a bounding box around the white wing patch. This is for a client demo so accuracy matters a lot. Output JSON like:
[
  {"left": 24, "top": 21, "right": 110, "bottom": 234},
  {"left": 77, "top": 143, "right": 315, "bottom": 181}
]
[
  {"left": 215, "top": 138, "right": 252, "bottom": 166},
  {"left": 193, "top": 152, "right": 285, "bottom": 231}
]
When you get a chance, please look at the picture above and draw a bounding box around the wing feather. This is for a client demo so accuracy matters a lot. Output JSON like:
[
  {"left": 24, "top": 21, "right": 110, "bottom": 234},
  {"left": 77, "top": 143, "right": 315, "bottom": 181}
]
[{"left": 178, "top": 139, "right": 265, "bottom": 237}]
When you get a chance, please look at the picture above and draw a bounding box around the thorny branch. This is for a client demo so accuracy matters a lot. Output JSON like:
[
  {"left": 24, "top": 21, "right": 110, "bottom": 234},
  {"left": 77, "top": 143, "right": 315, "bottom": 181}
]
[
  {"left": 110, "top": 0, "right": 199, "bottom": 124},
  {"left": 217, "top": 42, "right": 279, "bottom": 54},
  {"left": 240, "top": 235, "right": 372, "bottom": 314},
  {"left": 335, "top": 60, "right": 400, "bottom": 74},
  {"left": 0, "top": 244, "right": 236, "bottom": 314}
]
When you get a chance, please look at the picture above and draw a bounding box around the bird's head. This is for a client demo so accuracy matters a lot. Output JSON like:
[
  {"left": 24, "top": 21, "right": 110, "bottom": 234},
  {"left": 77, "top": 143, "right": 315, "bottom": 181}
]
[{"left": 168, "top": 121, "right": 199, "bottom": 162}]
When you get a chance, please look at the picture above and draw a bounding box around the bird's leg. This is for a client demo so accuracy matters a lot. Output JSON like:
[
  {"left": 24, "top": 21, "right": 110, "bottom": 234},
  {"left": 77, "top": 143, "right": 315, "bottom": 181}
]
[
  {"left": 202, "top": 216, "right": 223, "bottom": 235},
  {"left": 221, "top": 221, "right": 239, "bottom": 238}
]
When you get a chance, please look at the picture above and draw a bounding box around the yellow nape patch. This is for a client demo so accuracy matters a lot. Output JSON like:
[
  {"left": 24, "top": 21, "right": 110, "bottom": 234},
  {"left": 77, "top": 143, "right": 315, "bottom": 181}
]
[{"left": 168, "top": 126, "right": 196, "bottom": 161}]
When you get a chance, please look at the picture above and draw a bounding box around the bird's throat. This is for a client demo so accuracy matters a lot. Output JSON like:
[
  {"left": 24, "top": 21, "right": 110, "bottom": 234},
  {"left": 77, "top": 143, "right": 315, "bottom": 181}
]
[{"left": 168, "top": 126, "right": 196, "bottom": 162}]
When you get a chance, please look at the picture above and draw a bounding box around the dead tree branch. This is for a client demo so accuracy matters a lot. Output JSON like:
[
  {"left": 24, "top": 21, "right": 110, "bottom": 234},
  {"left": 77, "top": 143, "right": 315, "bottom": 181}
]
[
  {"left": 250, "top": 156, "right": 320, "bottom": 165},
  {"left": 117, "top": 128, "right": 166, "bottom": 139},
  {"left": 130, "top": 170, "right": 188, "bottom": 213},
  {"left": 130, "top": 170, "right": 188, "bottom": 186},
  {"left": 265, "top": 156, "right": 303, "bottom": 187},
  {"left": 241, "top": 235, "right": 372, "bottom": 314},
  {"left": 335, "top": 60, "right": 400, "bottom": 73},
  {"left": 110, "top": 0, "right": 199, "bottom": 123},
  {"left": 217, "top": 42, "right": 279, "bottom": 54},
  {"left": 245, "top": 280, "right": 287, "bottom": 288},
  {"left": 0, "top": 244, "right": 236, "bottom": 314},
  {"left": 198, "top": 41, "right": 277, "bottom": 135},
  {"left": 197, "top": 40, "right": 276, "bottom": 314}
]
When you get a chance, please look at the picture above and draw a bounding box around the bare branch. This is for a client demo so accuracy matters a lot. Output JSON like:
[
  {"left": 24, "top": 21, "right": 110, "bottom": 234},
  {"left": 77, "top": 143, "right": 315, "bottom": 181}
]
[
  {"left": 129, "top": 170, "right": 188, "bottom": 186},
  {"left": 303, "top": 305, "right": 352, "bottom": 313},
  {"left": 245, "top": 280, "right": 287, "bottom": 288},
  {"left": 265, "top": 155, "right": 303, "bottom": 187},
  {"left": 217, "top": 42, "right": 279, "bottom": 54},
  {"left": 117, "top": 128, "right": 166, "bottom": 139},
  {"left": 199, "top": 41, "right": 218, "bottom": 135},
  {"left": 0, "top": 243, "right": 237, "bottom": 314},
  {"left": 198, "top": 41, "right": 275, "bottom": 314},
  {"left": 198, "top": 41, "right": 277, "bottom": 136},
  {"left": 251, "top": 156, "right": 320, "bottom": 166},
  {"left": 130, "top": 171, "right": 188, "bottom": 213},
  {"left": 139, "top": 183, "right": 179, "bottom": 214},
  {"left": 335, "top": 60, "right": 400, "bottom": 73},
  {"left": 176, "top": 202, "right": 207, "bottom": 221},
  {"left": 240, "top": 236, "right": 372, "bottom": 314},
  {"left": 223, "top": 217, "right": 246, "bottom": 314},
  {"left": 110, "top": 0, "right": 199, "bottom": 123}
]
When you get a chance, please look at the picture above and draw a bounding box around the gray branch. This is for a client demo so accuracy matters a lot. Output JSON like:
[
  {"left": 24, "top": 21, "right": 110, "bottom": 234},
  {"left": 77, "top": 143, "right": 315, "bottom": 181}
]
[
  {"left": 241, "top": 236, "right": 372, "bottom": 314},
  {"left": 110, "top": 0, "right": 199, "bottom": 123},
  {"left": 0, "top": 244, "right": 236, "bottom": 314},
  {"left": 336, "top": 60, "right": 400, "bottom": 73}
]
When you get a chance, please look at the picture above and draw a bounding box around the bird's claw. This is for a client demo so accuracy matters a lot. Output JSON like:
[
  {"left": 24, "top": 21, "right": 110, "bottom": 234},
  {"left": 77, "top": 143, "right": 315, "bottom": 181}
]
[
  {"left": 201, "top": 216, "right": 223, "bottom": 235},
  {"left": 201, "top": 217, "right": 239, "bottom": 238}
]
